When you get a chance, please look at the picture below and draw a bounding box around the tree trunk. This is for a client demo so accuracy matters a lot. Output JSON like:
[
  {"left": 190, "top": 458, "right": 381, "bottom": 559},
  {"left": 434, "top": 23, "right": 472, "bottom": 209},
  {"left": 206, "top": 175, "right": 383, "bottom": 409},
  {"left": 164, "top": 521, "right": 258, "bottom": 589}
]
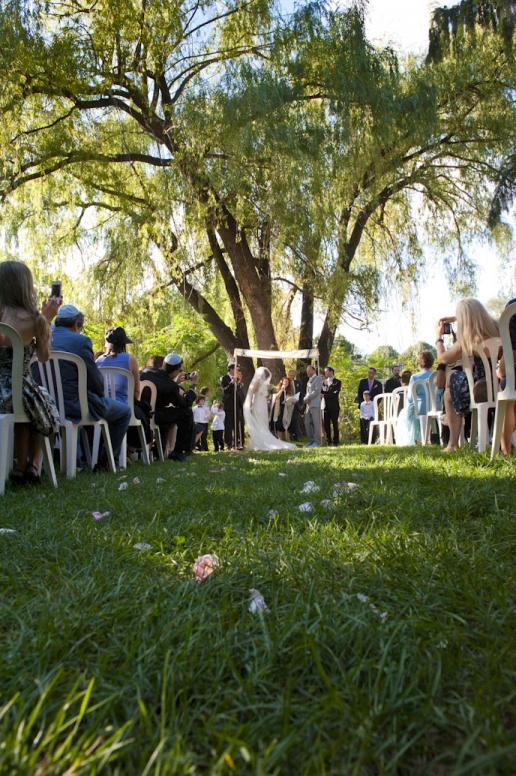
[{"left": 297, "top": 282, "right": 314, "bottom": 373}]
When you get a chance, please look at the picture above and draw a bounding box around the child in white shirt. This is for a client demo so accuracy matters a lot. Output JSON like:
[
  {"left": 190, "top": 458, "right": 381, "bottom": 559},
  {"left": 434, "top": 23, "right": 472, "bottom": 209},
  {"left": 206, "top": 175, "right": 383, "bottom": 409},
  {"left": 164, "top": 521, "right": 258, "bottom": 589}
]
[
  {"left": 211, "top": 401, "right": 225, "bottom": 451},
  {"left": 193, "top": 396, "right": 209, "bottom": 449},
  {"left": 359, "top": 390, "right": 375, "bottom": 444}
]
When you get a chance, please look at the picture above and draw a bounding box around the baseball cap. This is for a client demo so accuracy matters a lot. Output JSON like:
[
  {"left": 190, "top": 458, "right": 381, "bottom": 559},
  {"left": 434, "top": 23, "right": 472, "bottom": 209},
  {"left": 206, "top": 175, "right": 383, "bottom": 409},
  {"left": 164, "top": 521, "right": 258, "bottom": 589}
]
[
  {"left": 164, "top": 352, "right": 183, "bottom": 367},
  {"left": 55, "top": 303, "right": 81, "bottom": 322}
]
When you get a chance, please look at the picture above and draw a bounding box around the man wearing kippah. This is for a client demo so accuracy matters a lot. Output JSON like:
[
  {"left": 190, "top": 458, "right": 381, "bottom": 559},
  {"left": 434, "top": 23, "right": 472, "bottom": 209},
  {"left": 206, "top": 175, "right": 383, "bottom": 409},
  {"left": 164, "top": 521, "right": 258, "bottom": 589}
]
[
  {"left": 51, "top": 304, "right": 131, "bottom": 467},
  {"left": 141, "top": 352, "right": 198, "bottom": 461}
]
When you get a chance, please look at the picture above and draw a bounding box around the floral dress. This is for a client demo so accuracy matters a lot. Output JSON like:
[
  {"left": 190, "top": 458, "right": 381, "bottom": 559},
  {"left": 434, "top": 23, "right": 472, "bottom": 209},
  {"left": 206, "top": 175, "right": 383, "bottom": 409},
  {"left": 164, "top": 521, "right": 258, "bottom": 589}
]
[{"left": 0, "top": 342, "right": 59, "bottom": 436}]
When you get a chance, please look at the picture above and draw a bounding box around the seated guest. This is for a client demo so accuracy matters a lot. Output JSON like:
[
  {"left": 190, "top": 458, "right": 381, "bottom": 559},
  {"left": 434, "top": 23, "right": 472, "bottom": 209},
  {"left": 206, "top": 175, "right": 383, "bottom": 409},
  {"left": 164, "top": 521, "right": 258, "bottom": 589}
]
[
  {"left": 395, "top": 351, "right": 434, "bottom": 446},
  {"left": 359, "top": 391, "right": 375, "bottom": 443},
  {"left": 51, "top": 304, "right": 131, "bottom": 466},
  {"left": 436, "top": 298, "right": 498, "bottom": 452},
  {"left": 211, "top": 401, "right": 225, "bottom": 451},
  {"left": 141, "top": 352, "right": 197, "bottom": 461},
  {"left": 96, "top": 326, "right": 151, "bottom": 451},
  {"left": 497, "top": 293, "right": 516, "bottom": 454},
  {"left": 140, "top": 355, "right": 164, "bottom": 378},
  {"left": 397, "top": 370, "right": 412, "bottom": 411}
]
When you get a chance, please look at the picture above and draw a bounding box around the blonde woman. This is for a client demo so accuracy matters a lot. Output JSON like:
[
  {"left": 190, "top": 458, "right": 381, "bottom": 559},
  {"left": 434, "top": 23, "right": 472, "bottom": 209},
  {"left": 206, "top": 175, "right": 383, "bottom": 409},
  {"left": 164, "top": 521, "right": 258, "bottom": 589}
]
[
  {"left": 0, "top": 261, "right": 60, "bottom": 483},
  {"left": 435, "top": 298, "right": 499, "bottom": 453}
]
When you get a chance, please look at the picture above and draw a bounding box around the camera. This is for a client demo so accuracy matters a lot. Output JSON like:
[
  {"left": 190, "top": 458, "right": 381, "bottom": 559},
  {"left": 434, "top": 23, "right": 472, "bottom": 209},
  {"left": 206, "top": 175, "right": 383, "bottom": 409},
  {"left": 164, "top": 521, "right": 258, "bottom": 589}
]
[
  {"left": 51, "top": 280, "right": 62, "bottom": 298},
  {"left": 443, "top": 322, "right": 453, "bottom": 335},
  {"left": 184, "top": 372, "right": 192, "bottom": 381}
]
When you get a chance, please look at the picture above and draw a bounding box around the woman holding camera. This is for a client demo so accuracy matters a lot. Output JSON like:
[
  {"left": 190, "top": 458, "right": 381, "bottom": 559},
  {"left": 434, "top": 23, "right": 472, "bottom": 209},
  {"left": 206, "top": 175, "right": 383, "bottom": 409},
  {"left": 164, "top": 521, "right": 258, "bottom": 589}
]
[{"left": 436, "top": 298, "right": 498, "bottom": 452}]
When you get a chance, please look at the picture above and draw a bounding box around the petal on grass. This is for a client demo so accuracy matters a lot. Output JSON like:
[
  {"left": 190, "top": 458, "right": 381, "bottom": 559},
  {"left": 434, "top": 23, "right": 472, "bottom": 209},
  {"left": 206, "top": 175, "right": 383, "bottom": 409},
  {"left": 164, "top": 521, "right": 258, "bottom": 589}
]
[
  {"left": 301, "top": 481, "right": 320, "bottom": 494},
  {"left": 298, "top": 502, "right": 314, "bottom": 513},
  {"left": 118, "top": 482, "right": 128, "bottom": 491},
  {"left": 248, "top": 588, "right": 269, "bottom": 614},
  {"left": 133, "top": 542, "right": 152, "bottom": 551},
  {"left": 91, "top": 511, "right": 111, "bottom": 521},
  {"left": 0, "top": 528, "right": 16, "bottom": 534},
  {"left": 193, "top": 553, "right": 219, "bottom": 582}
]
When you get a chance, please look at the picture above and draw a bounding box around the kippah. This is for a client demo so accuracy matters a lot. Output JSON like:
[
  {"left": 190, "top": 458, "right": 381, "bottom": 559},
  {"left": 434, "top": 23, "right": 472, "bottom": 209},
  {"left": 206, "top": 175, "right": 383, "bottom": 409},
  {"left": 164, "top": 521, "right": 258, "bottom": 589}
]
[{"left": 164, "top": 352, "right": 183, "bottom": 366}]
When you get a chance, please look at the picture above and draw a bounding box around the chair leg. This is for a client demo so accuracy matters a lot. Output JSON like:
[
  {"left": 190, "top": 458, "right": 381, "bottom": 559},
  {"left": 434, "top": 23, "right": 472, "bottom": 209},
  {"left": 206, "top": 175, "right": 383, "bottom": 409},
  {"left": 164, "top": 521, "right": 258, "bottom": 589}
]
[
  {"left": 65, "top": 425, "right": 79, "bottom": 479},
  {"left": 490, "top": 400, "right": 507, "bottom": 459},
  {"left": 368, "top": 422, "right": 374, "bottom": 445},
  {"left": 118, "top": 434, "right": 127, "bottom": 470},
  {"left": 154, "top": 426, "right": 164, "bottom": 462},
  {"left": 138, "top": 426, "right": 151, "bottom": 465},
  {"left": 91, "top": 425, "right": 102, "bottom": 468},
  {"left": 469, "top": 408, "right": 478, "bottom": 449},
  {"left": 478, "top": 406, "right": 489, "bottom": 453},
  {"left": 100, "top": 423, "right": 116, "bottom": 473},
  {"left": 0, "top": 418, "right": 14, "bottom": 496},
  {"left": 80, "top": 427, "right": 93, "bottom": 469},
  {"left": 41, "top": 437, "right": 58, "bottom": 488}
]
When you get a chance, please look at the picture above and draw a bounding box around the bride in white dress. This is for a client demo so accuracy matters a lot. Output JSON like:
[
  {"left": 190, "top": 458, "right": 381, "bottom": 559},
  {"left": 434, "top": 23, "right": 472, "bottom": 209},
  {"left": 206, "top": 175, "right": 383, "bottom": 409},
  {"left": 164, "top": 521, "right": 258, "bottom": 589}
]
[{"left": 244, "top": 366, "right": 297, "bottom": 451}]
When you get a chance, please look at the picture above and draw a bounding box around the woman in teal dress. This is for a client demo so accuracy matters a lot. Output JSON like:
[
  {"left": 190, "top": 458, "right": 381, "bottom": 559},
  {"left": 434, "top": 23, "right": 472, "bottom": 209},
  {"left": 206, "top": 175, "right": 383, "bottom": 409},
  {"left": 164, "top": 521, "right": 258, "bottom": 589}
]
[{"left": 395, "top": 351, "right": 435, "bottom": 446}]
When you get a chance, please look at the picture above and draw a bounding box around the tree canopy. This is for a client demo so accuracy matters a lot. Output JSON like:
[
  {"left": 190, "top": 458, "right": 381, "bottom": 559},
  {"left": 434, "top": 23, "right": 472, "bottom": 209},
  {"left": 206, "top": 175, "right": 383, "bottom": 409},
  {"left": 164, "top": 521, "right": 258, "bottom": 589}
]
[{"left": 0, "top": 0, "right": 514, "bottom": 376}]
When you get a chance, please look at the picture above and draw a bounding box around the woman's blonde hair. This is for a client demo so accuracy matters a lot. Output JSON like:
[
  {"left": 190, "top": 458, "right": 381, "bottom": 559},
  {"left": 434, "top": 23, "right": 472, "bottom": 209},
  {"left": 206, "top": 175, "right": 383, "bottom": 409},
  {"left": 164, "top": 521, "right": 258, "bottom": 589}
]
[
  {"left": 0, "top": 260, "right": 49, "bottom": 343},
  {"left": 455, "top": 298, "right": 499, "bottom": 356}
]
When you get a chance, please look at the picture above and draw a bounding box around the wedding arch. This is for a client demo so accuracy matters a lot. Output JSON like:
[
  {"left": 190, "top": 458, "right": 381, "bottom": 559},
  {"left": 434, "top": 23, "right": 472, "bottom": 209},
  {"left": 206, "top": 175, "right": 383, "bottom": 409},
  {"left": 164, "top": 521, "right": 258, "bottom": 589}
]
[{"left": 231, "top": 348, "right": 320, "bottom": 444}]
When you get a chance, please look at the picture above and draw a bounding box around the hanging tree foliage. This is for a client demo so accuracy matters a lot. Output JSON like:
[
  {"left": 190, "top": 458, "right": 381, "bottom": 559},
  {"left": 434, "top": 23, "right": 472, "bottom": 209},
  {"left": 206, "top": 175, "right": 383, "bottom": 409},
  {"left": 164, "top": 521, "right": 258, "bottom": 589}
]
[{"left": 0, "top": 0, "right": 514, "bottom": 373}]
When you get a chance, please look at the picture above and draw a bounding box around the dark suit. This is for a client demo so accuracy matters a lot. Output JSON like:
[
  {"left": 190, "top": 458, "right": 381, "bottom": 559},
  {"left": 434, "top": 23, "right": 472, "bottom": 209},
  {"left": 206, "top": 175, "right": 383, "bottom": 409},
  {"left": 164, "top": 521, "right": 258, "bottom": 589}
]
[
  {"left": 385, "top": 376, "right": 401, "bottom": 393},
  {"left": 221, "top": 373, "right": 245, "bottom": 448},
  {"left": 322, "top": 377, "right": 341, "bottom": 445},
  {"left": 140, "top": 368, "right": 196, "bottom": 454},
  {"left": 356, "top": 378, "right": 382, "bottom": 406},
  {"left": 51, "top": 325, "right": 131, "bottom": 459}
]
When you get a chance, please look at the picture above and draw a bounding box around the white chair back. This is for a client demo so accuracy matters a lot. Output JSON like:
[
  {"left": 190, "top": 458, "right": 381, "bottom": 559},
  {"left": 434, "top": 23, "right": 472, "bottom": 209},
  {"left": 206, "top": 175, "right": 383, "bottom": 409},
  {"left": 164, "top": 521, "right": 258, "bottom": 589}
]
[
  {"left": 409, "top": 378, "right": 430, "bottom": 416},
  {"left": 35, "top": 351, "right": 92, "bottom": 422},
  {"left": 99, "top": 366, "right": 137, "bottom": 422},
  {"left": 463, "top": 337, "right": 501, "bottom": 409},
  {"left": 427, "top": 372, "right": 442, "bottom": 413},
  {"left": 498, "top": 302, "right": 516, "bottom": 395},
  {"left": 391, "top": 386, "right": 407, "bottom": 415},
  {"left": 0, "top": 323, "right": 26, "bottom": 419}
]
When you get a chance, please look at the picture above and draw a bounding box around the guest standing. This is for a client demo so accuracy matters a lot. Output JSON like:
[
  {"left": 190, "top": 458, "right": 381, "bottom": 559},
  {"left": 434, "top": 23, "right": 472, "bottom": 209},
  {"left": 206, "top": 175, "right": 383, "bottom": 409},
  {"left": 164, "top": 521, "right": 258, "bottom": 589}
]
[
  {"left": 303, "top": 365, "right": 323, "bottom": 447},
  {"left": 321, "top": 366, "right": 341, "bottom": 445},
  {"left": 221, "top": 363, "right": 245, "bottom": 448},
  {"left": 359, "top": 391, "right": 375, "bottom": 444},
  {"left": 385, "top": 365, "right": 401, "bottom": 393},
  {"left": 356, "top": 367, "right": 382, "bottom": 442}
]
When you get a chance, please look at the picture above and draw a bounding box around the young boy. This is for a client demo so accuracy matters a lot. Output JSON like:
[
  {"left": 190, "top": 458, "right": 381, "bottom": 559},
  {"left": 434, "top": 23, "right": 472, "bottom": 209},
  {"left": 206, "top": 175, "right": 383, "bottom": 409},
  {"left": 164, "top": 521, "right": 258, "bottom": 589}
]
[
  {"left": 193, "top": 395, "right": 209, "bottom": 450},
  {"left": 359, "top": 390, "right": 375, "bottom": 444},
  {"left": 211, "top": 401, "right": 225, "bottom": 452}
]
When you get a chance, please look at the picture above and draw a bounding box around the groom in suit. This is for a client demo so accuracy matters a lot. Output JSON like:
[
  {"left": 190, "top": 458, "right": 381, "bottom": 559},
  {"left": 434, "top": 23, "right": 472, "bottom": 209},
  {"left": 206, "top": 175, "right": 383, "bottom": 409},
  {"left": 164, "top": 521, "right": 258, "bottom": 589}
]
[{"left": 303, "top": 365, "right": 323, "bottom": 447}]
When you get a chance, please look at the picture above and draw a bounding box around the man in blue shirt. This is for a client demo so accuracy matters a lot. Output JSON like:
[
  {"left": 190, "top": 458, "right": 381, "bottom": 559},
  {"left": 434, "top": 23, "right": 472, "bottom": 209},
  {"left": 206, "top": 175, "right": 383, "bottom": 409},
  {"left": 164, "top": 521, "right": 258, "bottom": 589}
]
[{"left": 51, "top": 304, "right": 131, "bottom": 466}]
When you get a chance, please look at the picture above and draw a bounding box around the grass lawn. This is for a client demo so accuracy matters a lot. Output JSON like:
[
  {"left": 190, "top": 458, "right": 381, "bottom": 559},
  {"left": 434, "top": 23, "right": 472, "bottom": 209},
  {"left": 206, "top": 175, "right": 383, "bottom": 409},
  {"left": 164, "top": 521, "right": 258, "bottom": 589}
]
[{"left": 0, "top": 446, "right": 514, "bottom": 774}]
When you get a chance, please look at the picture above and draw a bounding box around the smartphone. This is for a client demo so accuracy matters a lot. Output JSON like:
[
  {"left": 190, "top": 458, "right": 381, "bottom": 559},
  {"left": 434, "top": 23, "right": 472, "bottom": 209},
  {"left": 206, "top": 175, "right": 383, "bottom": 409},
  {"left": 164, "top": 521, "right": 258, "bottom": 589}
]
[
  {"left": 443, "top": 322, "right": 452, "bottom": 335},
  {"left": 51, "top": 280, "right": 62, "bottom": 298}
]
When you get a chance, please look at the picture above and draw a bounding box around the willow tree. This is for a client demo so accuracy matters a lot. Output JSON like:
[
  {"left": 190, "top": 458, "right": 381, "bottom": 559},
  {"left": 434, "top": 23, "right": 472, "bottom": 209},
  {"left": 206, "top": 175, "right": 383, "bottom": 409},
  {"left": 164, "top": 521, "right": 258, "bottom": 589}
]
[{"left": 0, "top": 0, "right": 514, "bottom": 371}]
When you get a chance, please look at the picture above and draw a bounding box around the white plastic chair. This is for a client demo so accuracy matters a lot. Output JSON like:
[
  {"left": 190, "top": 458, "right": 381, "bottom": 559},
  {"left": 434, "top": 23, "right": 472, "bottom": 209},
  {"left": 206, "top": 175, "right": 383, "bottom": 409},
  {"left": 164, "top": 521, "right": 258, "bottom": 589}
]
[
  {"left": 368, "top": 393, "right": 398, "bottom": 445},
  {"left": 426, "top": 372, "right": 444, "bottom": 445},
  {"left": 139, "top": 379, "right": 165, "bottom": 462},
  {"left": 491, "top": 303, "right": 516, "bottom": 457},
  {"left": 0, "top": 324, "right": 57, "bottom": 494},
  {"left": 392, "top": 385, "right": 407, "bottom": 416},
  {"left": 34, "top": 351, "right": 116, "bottom": 478},
  {"left": 99, "top": 366, "right": 150, "bottom": 468},
  {"left": 463, "top": 337, "right": 501, "bottom": 453}
]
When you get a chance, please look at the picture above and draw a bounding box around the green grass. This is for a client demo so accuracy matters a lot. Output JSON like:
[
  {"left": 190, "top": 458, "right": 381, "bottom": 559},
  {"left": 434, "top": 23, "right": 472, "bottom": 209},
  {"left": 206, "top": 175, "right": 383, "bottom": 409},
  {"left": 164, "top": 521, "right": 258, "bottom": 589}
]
[{"left": 0, "top": 446, "right": 514, "bottom": 774}]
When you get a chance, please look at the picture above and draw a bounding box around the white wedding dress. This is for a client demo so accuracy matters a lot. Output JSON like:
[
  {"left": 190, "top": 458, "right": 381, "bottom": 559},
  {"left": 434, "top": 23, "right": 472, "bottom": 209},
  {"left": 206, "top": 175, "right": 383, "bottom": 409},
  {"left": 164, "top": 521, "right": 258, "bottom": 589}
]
[{"left": 244, "top": 367, "right": 296, "bottom": 451}]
